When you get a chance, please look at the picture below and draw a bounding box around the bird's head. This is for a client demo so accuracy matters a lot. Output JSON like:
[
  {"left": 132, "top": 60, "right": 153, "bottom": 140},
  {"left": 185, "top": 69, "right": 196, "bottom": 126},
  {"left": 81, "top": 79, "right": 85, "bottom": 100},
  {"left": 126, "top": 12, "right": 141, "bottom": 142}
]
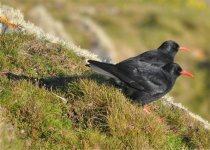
[
  {"left": 158, "top": 40, "right": 190, "bottom": 58},
  {"left": 162, "top": 63, "right": 194, "bottom": 79}
]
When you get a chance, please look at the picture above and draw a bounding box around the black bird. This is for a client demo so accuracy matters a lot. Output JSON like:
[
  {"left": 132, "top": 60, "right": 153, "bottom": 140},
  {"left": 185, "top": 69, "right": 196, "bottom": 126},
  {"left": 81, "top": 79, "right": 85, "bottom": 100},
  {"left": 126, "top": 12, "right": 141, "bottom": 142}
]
[
  {"left": 117, "top": 40, "right": 190, "bottom": 68},
  {"left": 87, "top": 60, "right": 193, "bottom": 106}
]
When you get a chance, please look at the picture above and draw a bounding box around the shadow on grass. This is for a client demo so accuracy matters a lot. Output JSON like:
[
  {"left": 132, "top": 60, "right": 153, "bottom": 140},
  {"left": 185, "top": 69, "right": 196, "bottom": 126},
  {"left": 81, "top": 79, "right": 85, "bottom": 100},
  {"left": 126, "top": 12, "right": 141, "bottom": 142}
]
[
  {"left": 5, "top": 72, "right": 122, "bottom": 133},
  {"left": 5, "top": 72, "right": 120, "bottom": 92}
]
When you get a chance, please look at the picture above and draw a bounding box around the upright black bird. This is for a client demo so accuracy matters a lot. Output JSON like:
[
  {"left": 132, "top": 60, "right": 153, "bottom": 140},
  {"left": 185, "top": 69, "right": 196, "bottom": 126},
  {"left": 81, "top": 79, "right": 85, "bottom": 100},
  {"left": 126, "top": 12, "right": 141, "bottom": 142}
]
[
  {"left": 117, "top": 40, "right": 190, "bottom": 68},
  {"left": 87, "top": 60, "right": 193, "bottom": 106}
]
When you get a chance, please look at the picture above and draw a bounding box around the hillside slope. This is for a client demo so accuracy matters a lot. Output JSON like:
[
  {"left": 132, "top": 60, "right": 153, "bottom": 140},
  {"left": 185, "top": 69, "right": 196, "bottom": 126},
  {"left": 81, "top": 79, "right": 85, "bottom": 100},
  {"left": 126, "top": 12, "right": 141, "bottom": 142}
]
[
  {"left": 2, "top": 0, "right": 210, "bottom": 121},
  {"left": 0, "top": 5, "right": 210, "bottom": 149}
]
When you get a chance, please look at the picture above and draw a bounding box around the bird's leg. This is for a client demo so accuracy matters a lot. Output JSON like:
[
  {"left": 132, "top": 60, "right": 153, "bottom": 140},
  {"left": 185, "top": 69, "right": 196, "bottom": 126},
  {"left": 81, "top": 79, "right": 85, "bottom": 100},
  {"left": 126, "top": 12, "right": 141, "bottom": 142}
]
[{"left": 143, "top": 104, "right": 152, "bottom": 113}]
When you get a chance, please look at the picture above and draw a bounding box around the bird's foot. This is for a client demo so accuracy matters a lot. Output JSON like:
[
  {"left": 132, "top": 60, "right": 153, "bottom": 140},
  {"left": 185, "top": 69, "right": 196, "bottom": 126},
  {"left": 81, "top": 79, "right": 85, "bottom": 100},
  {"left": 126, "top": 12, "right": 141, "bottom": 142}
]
[{"left": 143, "top": 105, "right": 152, "bottom": 113}]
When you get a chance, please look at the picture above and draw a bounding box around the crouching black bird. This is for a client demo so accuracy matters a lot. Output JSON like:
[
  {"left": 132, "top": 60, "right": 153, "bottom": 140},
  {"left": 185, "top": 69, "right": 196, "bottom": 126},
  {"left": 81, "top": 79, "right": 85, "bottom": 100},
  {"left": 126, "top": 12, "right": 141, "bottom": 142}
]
[
  {"left": 117, "top": 40, "right": 190, "bottom": 68},
  {"left": 87, "top": 60, "right": 193, "bottom": 111}
]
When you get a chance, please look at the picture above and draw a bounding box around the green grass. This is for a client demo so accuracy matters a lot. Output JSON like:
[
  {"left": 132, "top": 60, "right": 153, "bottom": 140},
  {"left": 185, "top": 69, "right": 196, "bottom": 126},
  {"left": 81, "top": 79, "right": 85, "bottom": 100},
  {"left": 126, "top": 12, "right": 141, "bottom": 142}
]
[
  {"left": 2, "top": 0, "right": 210, "bottom": 120},
  {"left": 0, "top": 33, "right": 209, "bottom": 149},
  {"left": 0, "top": 108, "right": 23, "bottom": 150}
]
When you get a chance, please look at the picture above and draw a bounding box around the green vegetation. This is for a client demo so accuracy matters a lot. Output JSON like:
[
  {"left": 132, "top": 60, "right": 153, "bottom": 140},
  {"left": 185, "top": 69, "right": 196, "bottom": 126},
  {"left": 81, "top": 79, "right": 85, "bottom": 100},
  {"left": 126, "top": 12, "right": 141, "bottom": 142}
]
[
  {"left": 2, "top": 0, "right": 210, "bottom": 120},
  {"left": 0, "top": 108, "right": 23, "bottom": 150},
  {"left": 0, "top": 33, "right": 209, "bottom": 149}
]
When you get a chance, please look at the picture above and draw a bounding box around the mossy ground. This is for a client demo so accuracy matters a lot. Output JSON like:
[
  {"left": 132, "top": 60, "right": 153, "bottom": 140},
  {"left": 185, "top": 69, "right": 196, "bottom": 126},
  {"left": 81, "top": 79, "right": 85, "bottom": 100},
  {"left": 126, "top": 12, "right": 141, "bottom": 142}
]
[
  {"left": 2, "top": 0, "right": 210, "bottom": 121},
  {"left": 0, "top": 33, "right": 209, "bottom": 149}
]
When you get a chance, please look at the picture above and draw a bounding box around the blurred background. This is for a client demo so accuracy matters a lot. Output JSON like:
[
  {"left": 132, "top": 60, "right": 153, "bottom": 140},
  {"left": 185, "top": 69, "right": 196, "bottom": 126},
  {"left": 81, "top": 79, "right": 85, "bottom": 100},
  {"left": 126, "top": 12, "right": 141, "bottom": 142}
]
[{"left": 1, "top": 0, "right": 210, "bottom": 120}]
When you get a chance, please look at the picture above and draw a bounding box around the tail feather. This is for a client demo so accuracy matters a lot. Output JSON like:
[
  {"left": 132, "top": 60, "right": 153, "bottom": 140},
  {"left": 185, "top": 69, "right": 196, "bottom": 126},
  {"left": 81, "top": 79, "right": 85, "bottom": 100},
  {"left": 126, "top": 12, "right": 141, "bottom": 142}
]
[
  {"left": 87, "top": 60, "right": 143, "bottom": 90},
  {"left": 87, "top": 60, "right": 121, "bottom": 83}
]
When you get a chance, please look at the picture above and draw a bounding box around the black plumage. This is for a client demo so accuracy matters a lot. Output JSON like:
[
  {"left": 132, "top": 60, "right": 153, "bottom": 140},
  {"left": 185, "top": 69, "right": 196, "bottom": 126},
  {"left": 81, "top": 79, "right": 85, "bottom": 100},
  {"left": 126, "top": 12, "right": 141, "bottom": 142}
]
[
  {"left": 117, "top": 40, "right": 189, "bottom": 68},
  {"left": 87, "top": 40, "right": 192, "bottom": 105},
  {"left": 87, "top": 60, "right": 193, "bottom": 105}
]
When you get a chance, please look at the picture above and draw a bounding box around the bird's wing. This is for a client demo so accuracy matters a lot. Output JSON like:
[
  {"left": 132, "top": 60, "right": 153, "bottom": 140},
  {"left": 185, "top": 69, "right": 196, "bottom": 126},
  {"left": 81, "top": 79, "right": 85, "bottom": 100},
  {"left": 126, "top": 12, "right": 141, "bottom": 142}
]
[
  {"left": 88, "top": 60, "right": 146, "bottom": 90},
  {"left": 116, "top": 59, "right": 170, "bottom": 93},
  {"left": 117, "top": 50, "right": 160, "bottom": 65},
  {"left": 134, "top": 50, "right": 172, "bottom": 67},
  {"left": 144, "top": 72, "right": 170, "bottom": 95},
  {"left": 88, "top": 60, "right": 171, "bottom": 93}
]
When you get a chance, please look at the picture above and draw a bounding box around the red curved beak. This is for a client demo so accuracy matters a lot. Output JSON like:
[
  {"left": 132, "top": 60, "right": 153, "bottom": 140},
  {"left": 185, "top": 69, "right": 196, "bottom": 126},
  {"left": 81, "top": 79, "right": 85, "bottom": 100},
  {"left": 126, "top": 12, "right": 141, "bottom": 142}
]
[
  {"left": 179, "top": 46, "right": 191, "bottom": 52},
  {"left": 180, "top": 70, "right": 194, "bottom": 78}
]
